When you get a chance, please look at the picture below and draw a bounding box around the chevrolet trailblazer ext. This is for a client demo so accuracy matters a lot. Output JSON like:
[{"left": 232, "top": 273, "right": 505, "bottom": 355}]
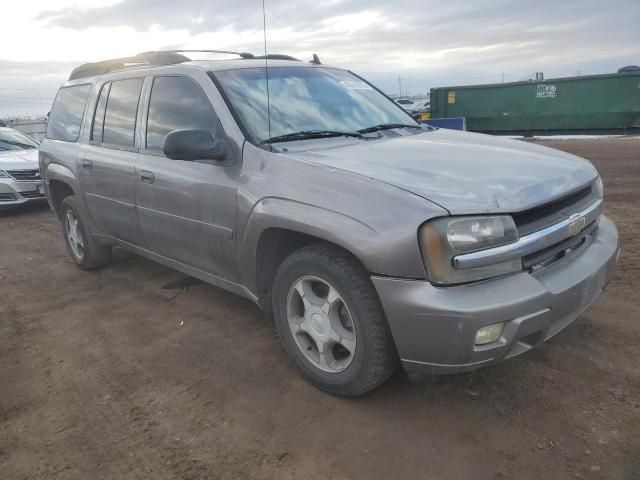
[{"left": 40, "top": 51, "right": 619, "bottom": 396}]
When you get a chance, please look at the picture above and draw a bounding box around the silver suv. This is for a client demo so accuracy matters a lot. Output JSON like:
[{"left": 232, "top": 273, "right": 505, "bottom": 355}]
[{"left": 39, "top": 51, "right": 619, "bottom": 396}]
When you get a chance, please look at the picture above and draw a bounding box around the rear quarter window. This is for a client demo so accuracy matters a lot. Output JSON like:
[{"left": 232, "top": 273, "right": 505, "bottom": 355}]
[{"left": 46, "top": 84, "right": 92, "bottom": 142}]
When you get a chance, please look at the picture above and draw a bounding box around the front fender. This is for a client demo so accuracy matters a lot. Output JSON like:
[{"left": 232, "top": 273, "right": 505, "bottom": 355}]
[{"left": 238, "top": 196, "right": 423, "bottom": 294}]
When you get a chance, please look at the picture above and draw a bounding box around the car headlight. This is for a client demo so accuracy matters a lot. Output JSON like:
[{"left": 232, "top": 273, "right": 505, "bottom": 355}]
[
  {"left": 594, "top": 176, "right": 603, "bottom": 199},
  {"left": 0, "top": 170, "right": 9, "bottom": 178},
  {"left": 419, "top": 215, "right": 521, "bottom": 285}
]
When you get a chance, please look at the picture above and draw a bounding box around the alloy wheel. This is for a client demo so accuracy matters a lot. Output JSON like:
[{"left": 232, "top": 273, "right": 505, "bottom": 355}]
[
  {"left": 286, "top": 276, "right": 357, "bottom": 373},
  {"left": 65, "top": 209, "right": 85, "bottom": 260}
]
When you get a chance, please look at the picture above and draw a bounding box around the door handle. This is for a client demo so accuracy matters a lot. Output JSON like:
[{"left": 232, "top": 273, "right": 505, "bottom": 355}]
[
  {"left": 140, "top": 170, "right": 155, "bottom": 184},
  {"left": 81, "top": 159, "right": 93, "bottom": 170}
]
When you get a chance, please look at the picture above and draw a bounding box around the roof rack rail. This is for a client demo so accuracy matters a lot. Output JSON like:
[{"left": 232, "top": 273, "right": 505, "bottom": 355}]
[
  {"left": 67, "top": 50, "right": 301, "bottom": 81},
  {"left": 253, "top": 54, "right": 301, "bottom": 61},
  {"left": 146, "top": 49, "right": 256, "bottom": 59},
  {"left": 68, "top": 51, "right": 191, "bottom": 81}
]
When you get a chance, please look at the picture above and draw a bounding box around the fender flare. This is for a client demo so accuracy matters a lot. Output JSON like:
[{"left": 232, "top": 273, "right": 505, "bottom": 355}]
[
  {"left": 46, "top": 163, "right": 79, "bottom": 195},
  {"left": 238, "top": 197, "right": 381, "bottom": 294}
]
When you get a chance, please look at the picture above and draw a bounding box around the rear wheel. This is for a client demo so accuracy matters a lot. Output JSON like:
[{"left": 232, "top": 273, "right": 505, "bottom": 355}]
[
  {"left": 60, "top": 196, "right": 111, "bottom": 270},
  {"left": 273, "top": 243, "right": 397, "bottom": 396}
]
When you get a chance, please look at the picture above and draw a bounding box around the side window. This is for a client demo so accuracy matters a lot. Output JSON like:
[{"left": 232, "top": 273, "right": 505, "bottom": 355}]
[
  {"left": 46, "top": 84, "right": 91, "bottom": 142},
  {"left": 146, "top": 76, "right": 218, "bottom": 152},
  {"left": 91, "top": 82, "right": 110, "bottom": 142},
  {"left": 103, "top": 78, "right": 143, "bottom": 147}
]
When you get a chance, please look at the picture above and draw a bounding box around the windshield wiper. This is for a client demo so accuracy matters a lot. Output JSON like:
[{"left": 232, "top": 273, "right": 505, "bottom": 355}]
[
  {"left": 260, "top": 130, "right": 363, "bottom": 145},
  {"left": 357, "top": 123, "right": 424, "bottom": 134}
]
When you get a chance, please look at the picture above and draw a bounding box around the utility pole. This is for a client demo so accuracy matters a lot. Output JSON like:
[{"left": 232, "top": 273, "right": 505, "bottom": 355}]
[
  {"left": 501, "top": 71, "right": 505, "bottom": 83},
  {"left": 398, "top": 75, "right": 402, "bottom": 97}
]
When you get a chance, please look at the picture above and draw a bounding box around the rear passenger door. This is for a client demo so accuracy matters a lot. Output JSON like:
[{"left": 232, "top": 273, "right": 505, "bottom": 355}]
[
  {"left": 79, "top": 78, "right": 144, "bottom": 245},
  {"left": 135, "top": 74, "right": 238, "bottom": 277}
]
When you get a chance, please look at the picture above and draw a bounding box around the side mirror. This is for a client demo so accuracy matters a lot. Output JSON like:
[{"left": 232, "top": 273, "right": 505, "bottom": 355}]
[{"left": 163, "top": 129, "right": 227, "bottom": 162}]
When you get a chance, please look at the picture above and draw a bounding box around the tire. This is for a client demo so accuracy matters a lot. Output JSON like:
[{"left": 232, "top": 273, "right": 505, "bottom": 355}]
[
  {"left": 272, "top": 243, "right": 398, "bottom": 396},
  {"left": 60, "top": 196, "right": 111, "bottom": 270}
]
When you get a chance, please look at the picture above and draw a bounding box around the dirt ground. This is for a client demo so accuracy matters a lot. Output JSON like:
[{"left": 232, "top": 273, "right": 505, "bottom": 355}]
[{"left": 1, "top": 137, "right": 639, "bottom": 480}]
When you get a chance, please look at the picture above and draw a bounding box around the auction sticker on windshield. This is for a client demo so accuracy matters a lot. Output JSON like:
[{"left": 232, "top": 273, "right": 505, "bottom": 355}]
[{"left": 340, "top": 80, "right": 373, "bottom": 90}]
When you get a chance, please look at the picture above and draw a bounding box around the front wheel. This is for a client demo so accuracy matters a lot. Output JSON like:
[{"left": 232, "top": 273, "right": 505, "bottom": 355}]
[{"left": 272, "top": 244, "right": 398, "bottom": 396}]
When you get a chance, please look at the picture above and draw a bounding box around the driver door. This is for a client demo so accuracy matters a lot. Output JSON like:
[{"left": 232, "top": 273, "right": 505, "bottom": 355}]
[{"left": 134, "top": 75, "right": 238, "bottom": 278}]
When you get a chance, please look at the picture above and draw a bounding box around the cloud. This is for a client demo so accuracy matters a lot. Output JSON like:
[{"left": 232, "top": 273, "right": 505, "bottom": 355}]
[
  {"left": 0, "top": 60, "right": 78, "bottom": 117},
  {"left": 34, "top": 0, "right": 639, "bottom": 73},
  {"left": 1, "top": 0, "right": 638, "bottom": 115}
]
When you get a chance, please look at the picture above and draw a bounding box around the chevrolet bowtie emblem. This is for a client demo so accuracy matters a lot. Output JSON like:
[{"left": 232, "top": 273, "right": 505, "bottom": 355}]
[{"left": 568, "top": 214, "right": 586, "bottom": 236}]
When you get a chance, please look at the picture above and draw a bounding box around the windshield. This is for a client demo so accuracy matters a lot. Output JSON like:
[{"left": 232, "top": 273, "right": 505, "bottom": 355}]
[
  {"left": 214, "top": 67, "right": 416, "bottom": 143},
  {"left": 0, "top": 129, "right": 39, "bottom": 151}
]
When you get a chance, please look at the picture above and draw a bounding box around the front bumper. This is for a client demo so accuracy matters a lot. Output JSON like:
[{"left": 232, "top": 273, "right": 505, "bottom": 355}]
[
  {"left": 0, "top": 178, "right": 46, "bottom": 209},
  {"left": 373, "top": 215, "right": 619, "bottom": 376}
]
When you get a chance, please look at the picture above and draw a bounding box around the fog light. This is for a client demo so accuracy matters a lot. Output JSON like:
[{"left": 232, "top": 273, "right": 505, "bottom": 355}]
[{"left": 475, "top": 322, "right": 504, "bottom": 345}]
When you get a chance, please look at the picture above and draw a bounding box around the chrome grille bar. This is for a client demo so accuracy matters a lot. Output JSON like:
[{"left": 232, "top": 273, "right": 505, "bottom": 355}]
[{"left": 453, "top": 199, "right": 603, "bottom": 270}]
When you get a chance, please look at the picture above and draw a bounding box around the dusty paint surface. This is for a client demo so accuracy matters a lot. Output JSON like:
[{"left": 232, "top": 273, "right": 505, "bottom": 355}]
[{"left": 1, "top": 137, "right": 639, "bottom": 479}]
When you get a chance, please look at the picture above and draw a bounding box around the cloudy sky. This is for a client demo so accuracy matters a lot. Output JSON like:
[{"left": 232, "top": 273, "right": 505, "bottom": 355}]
[{"left": 1, "top": 0, "right": 639, "bottom": 117}]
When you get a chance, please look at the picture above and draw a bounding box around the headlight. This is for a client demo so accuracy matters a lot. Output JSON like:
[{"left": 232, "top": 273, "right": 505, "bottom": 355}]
[
  {"left": 594, "top": 176, "right": 603, "bottom": 199},
  {"left": 419, "top": 215, "right": 521, "bottom": 285},
  {"left": 446, "top": 216, "right": 518, "bottom": 252},
  {"left": 0, "top": 170, "right": 9, "bottom": 178}
]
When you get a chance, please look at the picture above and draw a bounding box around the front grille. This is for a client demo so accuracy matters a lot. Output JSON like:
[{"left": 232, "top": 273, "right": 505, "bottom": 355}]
[
  {"left": 513, "top": 185, "right": 594, "bottom": 236},
  {"left": 19, "top": 191, "right": 45, "bottom": 199},
  {"left": 523, "top": 221, "right": 598, "bottom": 271},
  {"left": 6, "top": 169, "right": 41, "bottom": 182}
]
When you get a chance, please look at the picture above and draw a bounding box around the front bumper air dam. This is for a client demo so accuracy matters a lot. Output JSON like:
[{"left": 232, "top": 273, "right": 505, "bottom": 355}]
[
  {"left": 0, "top": 179, "right": 45, "bottom": 208},
  {"left": 372, "top": 215, "right": 619, "bottom": 377}
]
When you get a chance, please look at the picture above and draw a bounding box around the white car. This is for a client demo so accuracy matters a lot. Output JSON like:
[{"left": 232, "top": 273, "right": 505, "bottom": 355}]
[
  {"left": 0, "top": 127, "right": 45, "bottom": 209},
  {"left": 395, "top": 97, "right": 419, "bottom": 113}
]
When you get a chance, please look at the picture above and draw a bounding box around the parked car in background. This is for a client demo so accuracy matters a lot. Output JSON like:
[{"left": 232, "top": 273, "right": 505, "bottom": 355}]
[
  {"left": 40, "top": 51, "right": 618, "bottom": 396},
  {"left": 395, "top": 97, "right": 420, "bottom": 114},
  {"left": 411, "top": 101, "right": 431, "bottom": 121},
  {"left": 0, "top": 127, "right": 45, "bottom": 209}
]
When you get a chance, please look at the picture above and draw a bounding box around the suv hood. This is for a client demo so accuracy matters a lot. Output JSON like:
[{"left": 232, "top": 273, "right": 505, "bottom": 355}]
[
  {"left": 0, "top": 148, "right": 39, "bottom": 170},
  {"left": 291, "top": 129, "right": 598, "bottom": 214}
]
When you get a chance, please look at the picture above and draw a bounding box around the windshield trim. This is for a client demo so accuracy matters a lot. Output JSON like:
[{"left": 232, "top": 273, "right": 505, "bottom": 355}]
[{"left": 208, "top": 67, "right": 417, "bottom": 149}]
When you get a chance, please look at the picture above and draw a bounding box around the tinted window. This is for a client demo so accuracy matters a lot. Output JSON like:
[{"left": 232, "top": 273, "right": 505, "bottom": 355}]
[
  {"left": 46, "top": 84, "right": 91, "bottom": 142},
  {"left": 92, "top": 82, "right": 110, "bottom": 142},
  {"left": 103, "top": 78, "right": 143, "bottom": 147},
  {"left": 146, "top": 76, "right": 218, "bottom": 151}
]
